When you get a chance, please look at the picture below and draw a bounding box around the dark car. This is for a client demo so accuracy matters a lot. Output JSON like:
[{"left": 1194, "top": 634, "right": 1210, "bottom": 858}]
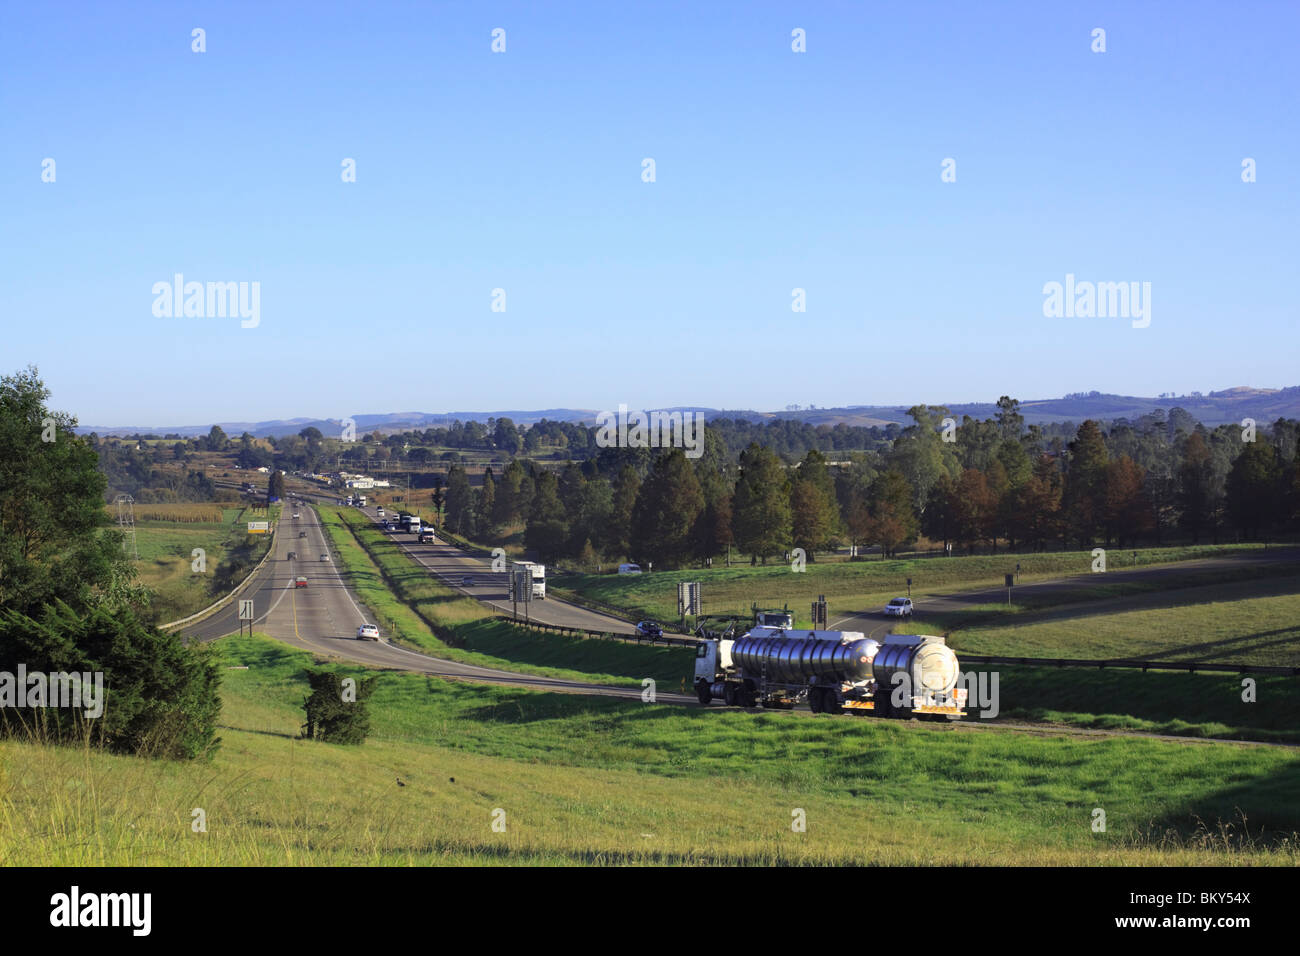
[
  {"left": 635, "top": 621, "right": 664, "bottom": 638},
  {"left": 299, "top": 531, "right": 307, "bottom": 538},
  {"left": 287, "top": 551, "right": 296, "bottom": 560}
]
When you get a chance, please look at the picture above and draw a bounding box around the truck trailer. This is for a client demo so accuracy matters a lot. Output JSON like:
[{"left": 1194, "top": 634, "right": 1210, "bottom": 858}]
[{"left": 694, "top": 627, "right": 966, "bottom": 718}]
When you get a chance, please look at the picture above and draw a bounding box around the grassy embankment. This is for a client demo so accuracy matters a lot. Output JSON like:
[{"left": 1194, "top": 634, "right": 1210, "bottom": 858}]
[
  {"left": 128, "top": 503, "right": 277, "bottom": 622},
  {"left": 2, "top": 632, "right": 1297, "bottom": 866}
]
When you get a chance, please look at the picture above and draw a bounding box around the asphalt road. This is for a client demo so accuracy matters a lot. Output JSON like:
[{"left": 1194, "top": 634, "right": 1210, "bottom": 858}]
[
  {"left": 183, "top": 500, "right": 693, "bottom": 705},
  {"left": 344, "top": 500, "right": 640, "bottom": 635}
]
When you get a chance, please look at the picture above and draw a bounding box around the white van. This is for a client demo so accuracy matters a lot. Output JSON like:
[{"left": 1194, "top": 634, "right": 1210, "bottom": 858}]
[{"left": 617, "top": 563, "right": 642, "bottom": 575}]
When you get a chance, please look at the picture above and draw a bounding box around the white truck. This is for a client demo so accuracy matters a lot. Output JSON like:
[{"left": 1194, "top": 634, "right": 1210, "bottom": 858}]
[
  {"left": 408, "top": 516, "right": 422, "bottom": 535},
  {"left": 694, "top": 627, "right": 966, "bottom": 718},
  {"left": 511, "top": 561, "right": 546, "bottom": 600}
]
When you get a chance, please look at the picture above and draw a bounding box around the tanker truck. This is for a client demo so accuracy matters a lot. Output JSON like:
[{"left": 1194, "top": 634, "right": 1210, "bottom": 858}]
[{"left": 693, "top": 626, "right": 967, "bottom": 719}]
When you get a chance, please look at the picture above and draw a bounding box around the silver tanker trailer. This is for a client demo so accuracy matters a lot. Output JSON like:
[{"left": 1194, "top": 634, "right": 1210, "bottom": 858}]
[{"left": 693, "top": 626, "right": 967, "bottom": 719}]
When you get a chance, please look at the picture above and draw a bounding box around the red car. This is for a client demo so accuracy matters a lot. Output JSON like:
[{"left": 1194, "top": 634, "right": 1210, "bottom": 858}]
[{"left": 294, "top": 577, "right": 308, "bottom": 588}]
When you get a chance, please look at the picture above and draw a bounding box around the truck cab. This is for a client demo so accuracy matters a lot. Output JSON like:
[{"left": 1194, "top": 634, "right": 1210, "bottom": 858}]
[{"left": 754, "top": 608, "right": 795, "bottom": 629}]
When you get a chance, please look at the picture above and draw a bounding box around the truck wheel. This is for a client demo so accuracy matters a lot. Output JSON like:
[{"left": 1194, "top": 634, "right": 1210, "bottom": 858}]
[
  {"left": 809, "top": 688, "right": 823, "bottom": 714},
  {"left": 740, "top": 685, "right": 758, "bottom": 708},
  {"left": 875, "top": 693, "right": 892, "bottom": 719},
  {"left": 823, "top": 692, "right": 842, "bottom": 716},
  {"left": 723, "top": 683, "right": 737, "bottom": 707},
  {"left": 695, "top": 681, "right": 712, "bottom": 706}
]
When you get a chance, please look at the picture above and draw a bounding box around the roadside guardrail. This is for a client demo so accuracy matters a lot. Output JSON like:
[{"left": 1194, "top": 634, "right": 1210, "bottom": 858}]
[{"left": 959, "top": 653, "right": 1300, "bottom": 676}]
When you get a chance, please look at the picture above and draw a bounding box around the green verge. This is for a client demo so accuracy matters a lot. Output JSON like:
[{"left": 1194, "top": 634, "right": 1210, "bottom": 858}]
[
  {"left": 314, "top": 505, "right": 695, "bottom": 690},
  {"left": 4, "top": 632, "right": 1296, "bottom": 865}
]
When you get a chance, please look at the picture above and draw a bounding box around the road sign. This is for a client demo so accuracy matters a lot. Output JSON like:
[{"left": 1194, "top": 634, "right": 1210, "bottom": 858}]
[
  {"left": 811, "top": 594, "right": 828, "bottom": 629},
  {"left": 678, "top": 581, "right": 702, "bottom": 617},
  {"left": 238, "top": 600, "right": 254, "bottom": 621},
  {"left": 512, "top": 567, "right": 533, "bottom": 603},
  {"left": 247, "top": 521, "right": 269, "bottom": 534}
]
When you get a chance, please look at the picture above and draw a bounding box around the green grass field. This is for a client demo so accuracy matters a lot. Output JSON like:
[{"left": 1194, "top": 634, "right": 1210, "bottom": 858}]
[
  {"left": 2, "top": 633, "right": 1296, "bottom": 865},
  {"left": 132, "top": 506, "right": 275, "bottom": 622},
  {"left": 552, "top": 544, "right": 1276, "bottom": 627},
  {"left": 946, "top": 575, "right": 1300, "bottom": 668}
]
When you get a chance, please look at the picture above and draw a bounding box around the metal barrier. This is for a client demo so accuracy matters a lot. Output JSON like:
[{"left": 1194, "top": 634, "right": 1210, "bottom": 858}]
[
  {"left": 959, "top": 653, "right": 1300, "bottom": 677},
  {"left": 489, "top": 614, "right": 700, "bottom": 648}
]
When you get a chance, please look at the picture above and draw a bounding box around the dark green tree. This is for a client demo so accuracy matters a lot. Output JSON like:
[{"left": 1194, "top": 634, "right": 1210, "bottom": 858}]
[
  {"left": 630, "top": 449, "right": 705, "bottom": 568},
  {"left": 444, "top": 465, "right": 474, "bottom": 535},
  {"left": 0, "top": 366, "right": 145, "bottom": 619},
  {"left": 1063, "top": 420, "right": 1109, "bottom": 546},
  {"left": 731, "top": 444, "right": 792, "bottom": 564},
  {"left": 302, "top": 670, "right": 376, "bottom": 744},
  {"left": 1226, "top": 442, "right": 1282, "bottom": 539},
  {"left": 523, "top": 471, "right": 568, "bottom": 561},
  {"left": 0, "top": 601, "right": 222, "bottom": 759}
]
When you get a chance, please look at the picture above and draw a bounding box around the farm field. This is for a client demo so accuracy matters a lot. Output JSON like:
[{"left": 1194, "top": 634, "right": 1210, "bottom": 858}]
[
  {"left": 2, "top": 633, "right": 1296, "bottom": 866},
  {"left": 127, "top": 504, "right": 276, "bottom": 623}
]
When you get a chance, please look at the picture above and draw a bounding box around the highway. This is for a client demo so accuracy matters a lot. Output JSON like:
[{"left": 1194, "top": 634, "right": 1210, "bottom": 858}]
[
  {"left": 183, "top": 488, "right": 1298, "bottom": 745},
  {"left": 183, "top": 500, "right": 694, "bottom": 705},
  {"left": 352, "top": 503, "right": 639, "bottom": 632}
]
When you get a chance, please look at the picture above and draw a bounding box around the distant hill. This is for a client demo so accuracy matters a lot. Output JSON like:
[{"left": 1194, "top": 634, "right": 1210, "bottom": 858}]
[{"left": 78, "top": 387, "right": 1300, "bottom": 438}]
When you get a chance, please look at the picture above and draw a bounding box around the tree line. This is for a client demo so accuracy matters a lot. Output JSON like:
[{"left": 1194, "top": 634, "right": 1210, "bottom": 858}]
[{"left": 436, "top": 399, "right": 1300, "bottom": 568}]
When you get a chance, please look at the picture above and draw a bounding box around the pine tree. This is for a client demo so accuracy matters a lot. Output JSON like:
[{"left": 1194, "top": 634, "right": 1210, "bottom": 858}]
[
  {"left": 870, "top": 470, "right": 919, "bottom": 557},
  {"left": 731, "top": 444, "right": 792, "bottom": 564},
  {"left": 1064, "top": 420, "right": 1109, "bottom": 546},
  {"left": 523, "top": 470, "right": 568, "bottom": 561},
  {"left": 630, "top": 449, "right": 705, "bottom": 568},
  {"left": 610, "top": 464, "right": 640, "bottom": 559}
]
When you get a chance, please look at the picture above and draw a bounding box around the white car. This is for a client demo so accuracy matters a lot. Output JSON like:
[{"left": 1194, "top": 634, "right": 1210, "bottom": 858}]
[
  {"left": 883, "top": 597, "right": 914, "bottom": 618},
  {"left": 292, "top": 512, "right": 300, "bottom": 519},
  {"left": 356, "top": 624, "right": 380, "bottom": 641}
]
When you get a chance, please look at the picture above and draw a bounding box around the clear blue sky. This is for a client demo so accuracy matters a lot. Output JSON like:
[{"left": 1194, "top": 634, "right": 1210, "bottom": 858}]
[{"left": 2, "top": 1, "right": 1296, "bottom": 427}]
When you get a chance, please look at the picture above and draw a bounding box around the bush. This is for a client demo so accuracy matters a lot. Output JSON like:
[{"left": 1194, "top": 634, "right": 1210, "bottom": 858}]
[
  {"left": 0, "top": 601, "right": 222, "bottom": 759},
  {"left": 301, "top": 670, "right": 376, "bottom": 744}
]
